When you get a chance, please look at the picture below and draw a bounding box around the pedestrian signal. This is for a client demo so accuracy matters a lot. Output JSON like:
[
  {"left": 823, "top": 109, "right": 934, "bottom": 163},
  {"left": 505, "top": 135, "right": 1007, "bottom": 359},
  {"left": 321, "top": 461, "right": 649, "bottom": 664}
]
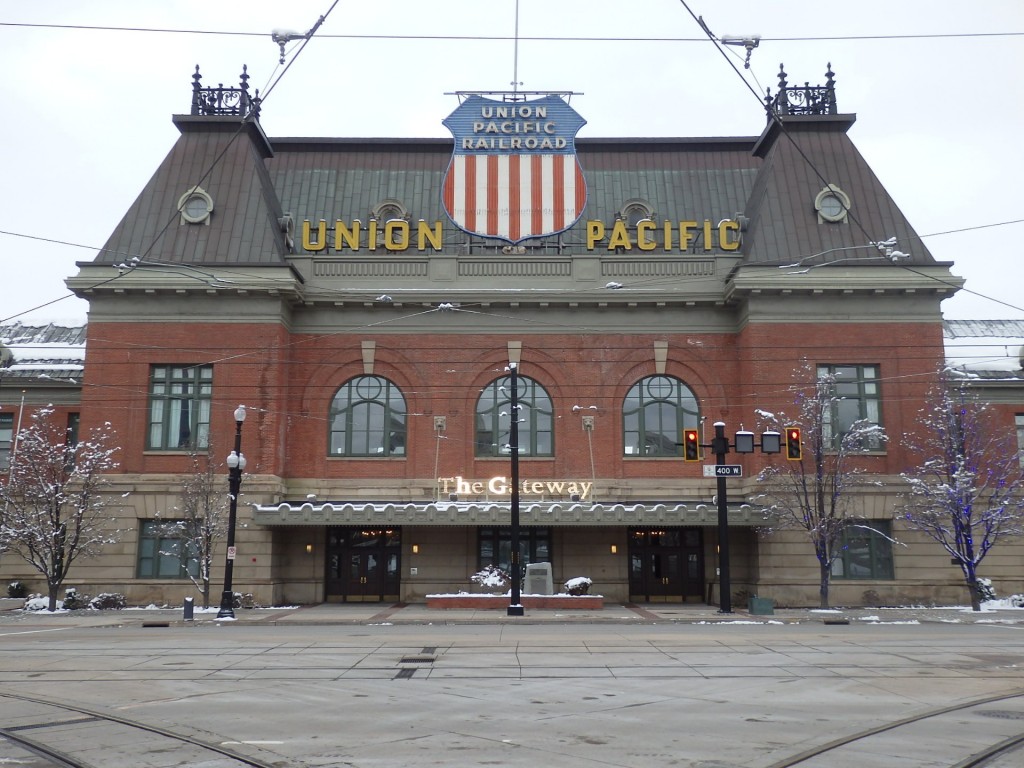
[
  {"left": 785, "top": 426, "right": 802, "bottom": 460},
  {"left": 683, "top": 429, "right": 700, "bottom": 462}
]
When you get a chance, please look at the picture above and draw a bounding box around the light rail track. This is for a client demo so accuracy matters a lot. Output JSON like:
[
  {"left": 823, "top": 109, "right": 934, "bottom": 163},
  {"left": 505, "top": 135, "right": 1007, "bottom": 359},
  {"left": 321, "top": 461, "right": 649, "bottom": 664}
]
[
  {"left": 766, "top": 690, "right": 1024, "bottom": 768},
  {"left": 0, "top": 691, "right": 290, "bottom": 768}
]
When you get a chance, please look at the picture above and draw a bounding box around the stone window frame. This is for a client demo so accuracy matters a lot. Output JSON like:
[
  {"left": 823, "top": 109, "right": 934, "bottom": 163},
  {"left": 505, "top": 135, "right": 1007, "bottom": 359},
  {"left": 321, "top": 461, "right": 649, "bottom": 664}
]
[
  {"left": 328, "top": 375, "right": 407, "bottom": 457},
  {"left": 147, "top": 365, "right": 213, "bottom": 451},
  {"left": 136, "top": 519, "right": 199, "bottom": 579},
  {"left": 474, "top": 374, "right": 554, "bottom": 458},
  {"left": 622, "top": 375, "right": 700, "bottom": 457},
  {"left": 831, "top": 520, "right": 895, "bottom": 580},
  {"left": 817, "top": 363, "right": 884, "bottom": 452},
  {"left": 177, "top": 186, "right": 214, "bottom": 225}
]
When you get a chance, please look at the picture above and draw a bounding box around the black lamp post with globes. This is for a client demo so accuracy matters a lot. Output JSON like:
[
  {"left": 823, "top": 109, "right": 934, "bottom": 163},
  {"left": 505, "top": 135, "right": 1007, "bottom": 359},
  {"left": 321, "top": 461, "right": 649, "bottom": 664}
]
[{"left": 217, "top": 405, "right": 247, "bottom": 619}]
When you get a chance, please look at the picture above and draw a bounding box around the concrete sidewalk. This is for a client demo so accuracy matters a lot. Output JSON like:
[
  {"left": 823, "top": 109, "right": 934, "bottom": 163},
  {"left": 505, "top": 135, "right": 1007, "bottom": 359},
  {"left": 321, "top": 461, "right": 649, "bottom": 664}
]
[{"left": 4, "top": 600, "right": 1021, "bottom": 628}]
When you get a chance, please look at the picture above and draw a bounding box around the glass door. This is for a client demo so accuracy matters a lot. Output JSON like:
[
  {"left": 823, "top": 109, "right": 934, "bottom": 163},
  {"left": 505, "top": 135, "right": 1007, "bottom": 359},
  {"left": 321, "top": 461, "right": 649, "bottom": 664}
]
[
  {"left": 628, "top": 528, "right": 704, "bottom": 603},
  {"left": 325, "top": 527, "right": 401, "bottom": 602}
]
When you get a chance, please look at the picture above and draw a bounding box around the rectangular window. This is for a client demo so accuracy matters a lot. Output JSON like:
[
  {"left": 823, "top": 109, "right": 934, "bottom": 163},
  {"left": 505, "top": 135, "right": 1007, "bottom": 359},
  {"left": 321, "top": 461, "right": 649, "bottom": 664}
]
[
  {"left": 817, "top": 364, "right": 883, "bottom": 450},
  {"left": 832, "top": 521, "right": 894, "bottom": 580},
  {"left": 477, "top": 527, "right": 552, "bottom": 573},
  {"left": 136, "top": 520, "right": 198, "bottom": 578},
  {"left": 1016, "top": 414, "right": 1024, "bottom": 467},
  {"left": 0, "top": 413, "right": 12, "bottom": 470},
  {"left": 148, "top": 365, "right": 212, "bottom": 450},
  {"left": 66, "top": 412, "right": 80, "bottom": 447}
]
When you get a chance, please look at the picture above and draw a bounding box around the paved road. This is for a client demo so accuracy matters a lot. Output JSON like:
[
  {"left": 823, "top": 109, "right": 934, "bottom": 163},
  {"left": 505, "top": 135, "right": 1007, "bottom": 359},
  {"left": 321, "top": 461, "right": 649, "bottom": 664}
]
[{"left": 0, "top": 614, "right": 1022, "bottom": 767}]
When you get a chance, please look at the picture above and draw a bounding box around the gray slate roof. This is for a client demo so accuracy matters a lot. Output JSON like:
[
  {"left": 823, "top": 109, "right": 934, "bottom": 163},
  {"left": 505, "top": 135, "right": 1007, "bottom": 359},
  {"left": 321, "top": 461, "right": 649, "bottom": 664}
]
[{"left": 91, "top": 109, "right": 939, "bottom": 271}]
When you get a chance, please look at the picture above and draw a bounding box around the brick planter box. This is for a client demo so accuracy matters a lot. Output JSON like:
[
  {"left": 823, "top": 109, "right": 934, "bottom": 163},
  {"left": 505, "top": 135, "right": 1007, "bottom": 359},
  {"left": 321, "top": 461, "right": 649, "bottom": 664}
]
[{"left": 426, "top": 594, "right": 603, "bottom": 610}]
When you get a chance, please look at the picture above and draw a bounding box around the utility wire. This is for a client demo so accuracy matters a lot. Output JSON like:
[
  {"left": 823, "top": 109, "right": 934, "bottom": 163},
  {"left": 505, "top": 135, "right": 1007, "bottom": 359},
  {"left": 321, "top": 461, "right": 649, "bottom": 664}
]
[
  {"left": 2, "top": 21, "right": 1021, "bottom": 42},
  {"left": 4, "top": 213, "right": 1024, "bottom": 323},
  {"left": 676, "top": 0, "right": 1024, "bottom": 316},
  {"left": 0, "top": 1, "right": 341, "bottom": 325}
]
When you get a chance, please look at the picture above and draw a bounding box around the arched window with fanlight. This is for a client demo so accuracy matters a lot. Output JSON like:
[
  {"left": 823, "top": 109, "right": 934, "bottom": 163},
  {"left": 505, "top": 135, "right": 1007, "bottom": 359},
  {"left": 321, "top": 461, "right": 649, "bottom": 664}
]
[
  {"left": 475, "top": 374, "right": 553, "bottom": 457},
  {"left": 619, "top": 199, "right": 654, "bottom": 228},
  {"left": 329, "top": 376, "right": 406, "bottom": 457},
  {"left": 623, "top": 375, "right": 700, "bottom": 457}
]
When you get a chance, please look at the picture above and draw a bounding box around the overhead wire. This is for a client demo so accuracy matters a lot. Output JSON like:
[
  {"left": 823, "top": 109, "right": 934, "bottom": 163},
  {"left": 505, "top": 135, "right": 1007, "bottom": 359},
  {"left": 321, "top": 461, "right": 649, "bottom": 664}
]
[
  {"left": 5, "top": 211, "right": 1023, "bottom": 323},
  {"left": 675, "top": 0, "right": 1024, "bottom": 315},
  {"left": 2, "top": 21, "right": 1021, "bottom": 43},
  {"left": 4, "top": 4, "right": 1019, "bottom": 434},
  {"left": 0, "top": 1, "right": 341, "bottom": 325}
]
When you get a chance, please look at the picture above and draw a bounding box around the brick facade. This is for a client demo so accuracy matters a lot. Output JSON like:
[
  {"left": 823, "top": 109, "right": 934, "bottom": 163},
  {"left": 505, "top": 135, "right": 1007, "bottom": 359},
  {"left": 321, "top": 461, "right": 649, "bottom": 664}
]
[{"left": 3, "top": 73, "right": 1022, "bottom": 609}]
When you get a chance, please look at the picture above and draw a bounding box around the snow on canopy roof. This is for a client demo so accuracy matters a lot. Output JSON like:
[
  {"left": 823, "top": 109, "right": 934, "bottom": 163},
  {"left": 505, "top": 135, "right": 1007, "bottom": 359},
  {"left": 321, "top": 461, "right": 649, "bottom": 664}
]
[
  {"left": 0, "top": 322, "right": 86, "bottom": 379},
  {"left": 944, "top": 319, "right": 1024, "bottom": 377}
]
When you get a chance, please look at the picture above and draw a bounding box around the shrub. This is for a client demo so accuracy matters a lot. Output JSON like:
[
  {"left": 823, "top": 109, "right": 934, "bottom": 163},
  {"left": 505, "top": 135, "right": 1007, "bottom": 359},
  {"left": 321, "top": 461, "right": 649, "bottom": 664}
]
[
  {"left": 977, "top": 577, "right": 997, "bottom": 602},
  {"left": 90, "top": 593, "right": 127, "bottom": 610},
  {"left": 470, "top": 566, "right": 510, "bottom": 592},
  {"left": 564, "top": 576, "right": 592, "bottom": 596},
  {"left": 63, "top": 588, "right": 91, "bottom": 610},
  {"left": 7, "top": 581, "right": 27, "bottom": 598},
  {"left": 23, "top": 594, "right": 51, "bottom": 611}
]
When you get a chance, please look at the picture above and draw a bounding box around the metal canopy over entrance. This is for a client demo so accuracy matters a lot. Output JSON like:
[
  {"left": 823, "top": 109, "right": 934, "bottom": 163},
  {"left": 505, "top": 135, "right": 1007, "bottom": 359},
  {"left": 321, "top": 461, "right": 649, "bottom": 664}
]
[{"left": 254, "top": 500, "right": 765, "bottom": 528}]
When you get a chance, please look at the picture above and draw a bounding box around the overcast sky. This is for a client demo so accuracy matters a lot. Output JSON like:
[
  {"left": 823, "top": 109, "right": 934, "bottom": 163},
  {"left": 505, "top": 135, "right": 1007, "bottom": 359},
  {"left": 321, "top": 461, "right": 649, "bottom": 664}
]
[{"left": 2, "top": 1, "right": 1021, "bottom": 325}]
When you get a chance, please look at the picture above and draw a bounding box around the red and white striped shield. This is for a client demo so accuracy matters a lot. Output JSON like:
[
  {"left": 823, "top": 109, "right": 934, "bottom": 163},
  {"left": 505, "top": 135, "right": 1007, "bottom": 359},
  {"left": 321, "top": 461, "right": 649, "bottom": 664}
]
[{"left": 442, "top": 94, "right": 587, "bottom": 244}]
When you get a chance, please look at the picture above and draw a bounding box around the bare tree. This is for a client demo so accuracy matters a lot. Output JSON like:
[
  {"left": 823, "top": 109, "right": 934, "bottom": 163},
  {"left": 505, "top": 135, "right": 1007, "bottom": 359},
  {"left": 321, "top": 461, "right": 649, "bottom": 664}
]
[
  {"left": 897, "top": 372, "right": 1024, "bottom": 610},
  {"left": 0, "top": 407, "right": 121, "bottom": 611},
  {"left": 758, "top": 367, "right": 888, "bottom": 609},
  {"left": 156, "top": 445, "right": 228, "bottom": 609}
]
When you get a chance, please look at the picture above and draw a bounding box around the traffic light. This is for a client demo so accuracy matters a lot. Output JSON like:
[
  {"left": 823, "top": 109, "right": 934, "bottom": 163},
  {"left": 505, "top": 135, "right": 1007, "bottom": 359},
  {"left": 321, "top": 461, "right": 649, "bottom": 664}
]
[
  {"left": 683, "top": 429, "right": 700, "bottom": 461},
  {"left": 785, "top": 426, "right": 802, "bottom": 460}
]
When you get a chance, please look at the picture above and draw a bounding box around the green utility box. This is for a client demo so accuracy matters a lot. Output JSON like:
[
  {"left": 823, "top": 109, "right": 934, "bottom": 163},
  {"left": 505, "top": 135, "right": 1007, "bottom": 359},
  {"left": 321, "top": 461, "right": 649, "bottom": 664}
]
[{"left": 748, "top": 596, "right": 775, "bottom": 615}]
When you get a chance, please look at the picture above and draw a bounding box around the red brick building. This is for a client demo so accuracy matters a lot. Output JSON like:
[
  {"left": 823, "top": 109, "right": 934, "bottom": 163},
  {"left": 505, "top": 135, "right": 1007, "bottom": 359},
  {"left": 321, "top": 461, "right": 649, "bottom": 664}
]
[{"left": 4, "top": 65, "right": 1020, "bottom": 608}]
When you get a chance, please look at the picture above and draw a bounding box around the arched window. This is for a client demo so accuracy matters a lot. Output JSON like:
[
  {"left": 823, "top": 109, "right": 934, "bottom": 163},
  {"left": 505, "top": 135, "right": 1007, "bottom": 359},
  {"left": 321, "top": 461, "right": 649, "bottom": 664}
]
[
  {"left": 623, "top": 375, "right": 700, "bottom": 456},
  {"left": 329, "top": 376, "right": 406, "bottom": 457},
  {"left": 475, "top": 375, "right": 553, "bottom": 457},
  {"left": 619, "top": 199, "right": 654, "bottom": 228}
]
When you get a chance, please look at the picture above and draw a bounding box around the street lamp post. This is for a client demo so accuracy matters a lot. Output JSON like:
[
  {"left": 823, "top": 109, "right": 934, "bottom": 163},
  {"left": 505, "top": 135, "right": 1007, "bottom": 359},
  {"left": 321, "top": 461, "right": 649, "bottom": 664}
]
[
  {"left": 507, "top": 363, "right": 524, "bottom": 616},
  {"left": 217, "top": 405, "right": 247, "bottom": 619}
]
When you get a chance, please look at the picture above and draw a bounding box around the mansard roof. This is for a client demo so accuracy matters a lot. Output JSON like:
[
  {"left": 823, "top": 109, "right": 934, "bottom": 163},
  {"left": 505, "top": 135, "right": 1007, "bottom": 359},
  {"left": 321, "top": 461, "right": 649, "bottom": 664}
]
[
  {"left": 84, "top": 64, "right": 947, "bottom": 309},
  {"left": 94, "top": 116, "right": 290, "bottom": 267},
  {"left": 264, "top": 135, "right": 762, "bottom": 252}
]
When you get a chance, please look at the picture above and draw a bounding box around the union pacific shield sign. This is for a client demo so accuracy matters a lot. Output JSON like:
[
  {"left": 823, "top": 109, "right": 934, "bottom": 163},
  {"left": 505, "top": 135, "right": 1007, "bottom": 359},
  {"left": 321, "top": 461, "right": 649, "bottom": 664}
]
[{"left": 442, "top": 94, "right": 587, "bottom": 243}]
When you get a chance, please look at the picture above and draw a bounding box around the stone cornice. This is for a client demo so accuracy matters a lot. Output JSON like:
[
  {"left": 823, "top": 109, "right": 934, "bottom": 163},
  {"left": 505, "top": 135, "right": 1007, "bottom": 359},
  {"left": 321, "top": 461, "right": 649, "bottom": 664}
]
[
  {"left": 726, "top": 264, "right": 964, "bottom": 299},
  {"left": 68, "top": 263, "right": 305, "bottom": 302}
]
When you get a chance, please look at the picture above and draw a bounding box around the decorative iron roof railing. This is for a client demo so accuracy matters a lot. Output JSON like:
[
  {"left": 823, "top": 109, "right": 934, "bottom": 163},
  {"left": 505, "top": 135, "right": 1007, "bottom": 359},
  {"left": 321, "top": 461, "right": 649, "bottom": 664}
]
[
  {"left": 765, "top": 63, "right": 837, "bottom": 118},
  {"left": 190, "top": 64, "right": 261, "bottom": 120}
]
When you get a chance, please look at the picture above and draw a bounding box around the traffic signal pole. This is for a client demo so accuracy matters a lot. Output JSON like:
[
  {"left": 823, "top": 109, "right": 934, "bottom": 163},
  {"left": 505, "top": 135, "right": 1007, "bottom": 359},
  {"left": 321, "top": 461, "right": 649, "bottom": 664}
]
[
  {"left": 684, "top": 421, "right": 782, "bottom": 614},
  {"left": 712, "top": 422, "right": 733, "bottom": 613}
]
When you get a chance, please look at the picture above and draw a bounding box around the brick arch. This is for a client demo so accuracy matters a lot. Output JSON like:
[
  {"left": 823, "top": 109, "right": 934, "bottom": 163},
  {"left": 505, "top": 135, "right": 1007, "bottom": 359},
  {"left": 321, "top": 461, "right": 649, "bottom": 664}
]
[
  {"left": 611, "top": 342, "right": 730, "bottom": 418},
  {"left": 296, "top": 343, "right": 422, "bottom": 419}
]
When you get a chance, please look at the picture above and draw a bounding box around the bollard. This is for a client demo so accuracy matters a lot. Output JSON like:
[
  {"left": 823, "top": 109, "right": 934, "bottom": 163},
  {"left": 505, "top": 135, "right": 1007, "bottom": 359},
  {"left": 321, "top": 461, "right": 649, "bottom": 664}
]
[{"left": 183, "top": 596, "right": 194, "bottom": 621}]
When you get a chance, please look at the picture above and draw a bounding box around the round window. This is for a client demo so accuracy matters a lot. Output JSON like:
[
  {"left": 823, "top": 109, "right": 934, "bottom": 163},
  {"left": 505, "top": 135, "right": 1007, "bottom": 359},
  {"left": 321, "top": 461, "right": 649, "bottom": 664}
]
[{"left": 178, "top": 187, "right": 213, "bottom": 224}]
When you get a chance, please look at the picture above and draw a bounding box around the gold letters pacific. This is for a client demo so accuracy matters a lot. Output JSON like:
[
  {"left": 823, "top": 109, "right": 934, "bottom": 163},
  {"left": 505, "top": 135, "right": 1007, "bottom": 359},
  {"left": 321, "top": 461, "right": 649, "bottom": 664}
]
[{"left": 301, "top": 219, "right": 740, "bottom": 253}]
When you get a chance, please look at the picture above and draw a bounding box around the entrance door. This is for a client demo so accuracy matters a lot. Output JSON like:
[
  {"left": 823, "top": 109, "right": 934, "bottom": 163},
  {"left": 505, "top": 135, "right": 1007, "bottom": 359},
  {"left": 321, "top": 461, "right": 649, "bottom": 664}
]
[
  {"left": 628, "top": 528, "right": 704, "bottom": 603},
  {"left": 325, "top": 528, "right": 401, "bottom": 602}
]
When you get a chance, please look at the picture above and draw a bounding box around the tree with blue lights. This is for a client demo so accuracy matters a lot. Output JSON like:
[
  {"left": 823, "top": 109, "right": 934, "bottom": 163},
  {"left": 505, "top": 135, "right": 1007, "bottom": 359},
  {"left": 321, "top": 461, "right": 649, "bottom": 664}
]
[{"left": 898, "top": 371, "right": 1024, "bottom": 611}]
